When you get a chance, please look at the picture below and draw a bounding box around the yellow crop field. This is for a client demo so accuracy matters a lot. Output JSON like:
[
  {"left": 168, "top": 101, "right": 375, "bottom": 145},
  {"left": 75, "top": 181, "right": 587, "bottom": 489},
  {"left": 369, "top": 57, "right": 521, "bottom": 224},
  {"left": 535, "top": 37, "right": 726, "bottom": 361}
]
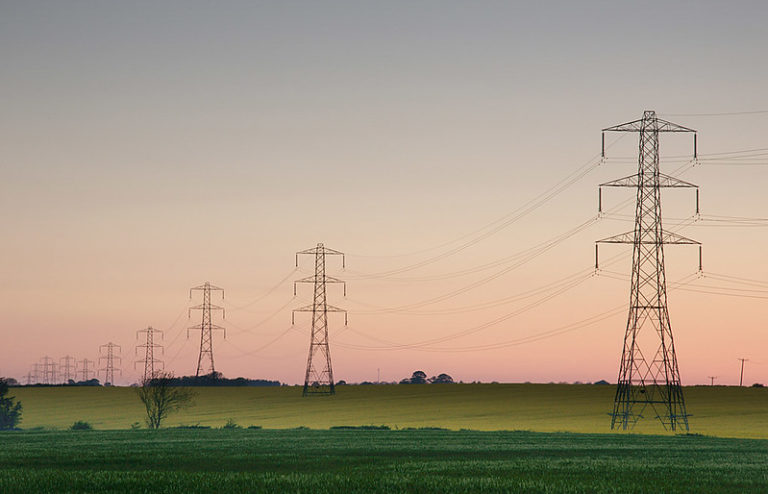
[{"left": 11, "top": 383, "right": 768, "bottom": 438}]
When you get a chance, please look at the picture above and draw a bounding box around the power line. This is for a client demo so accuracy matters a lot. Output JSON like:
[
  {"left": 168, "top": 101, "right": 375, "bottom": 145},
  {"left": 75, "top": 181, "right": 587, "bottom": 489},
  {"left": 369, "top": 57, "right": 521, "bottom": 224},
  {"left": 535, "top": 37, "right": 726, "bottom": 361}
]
[
  {"left": 346, "top": 136, "right": 627, "bottom": 267},
  {"left": 660, "top": 110, "right": 768, "bottom": 117}
]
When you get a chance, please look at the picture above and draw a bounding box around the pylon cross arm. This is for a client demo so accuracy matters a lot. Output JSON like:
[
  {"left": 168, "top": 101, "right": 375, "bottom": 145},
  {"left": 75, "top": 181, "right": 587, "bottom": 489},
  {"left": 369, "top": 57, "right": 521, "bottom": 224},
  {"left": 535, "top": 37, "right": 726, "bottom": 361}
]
[
  {"left": 188, "top": 323, "right": 226, "bottom": 330},
  {"left": 596, "top": 231, "right": 699, "bottom": 245},
  {"left": 294, "top": 304, "right": 346, "bottom": 313},
  {"left": 600, "top": 173, "right": 697, "bottom": 188},
  {"left": 603, "top": 119, "right": 695, "bottom": 133},
  {"left": 660, "top": 231, "right": 700, "bottom": 245},
  {"left": 295, "top": 275, "right": 345, "bottom": 284}
]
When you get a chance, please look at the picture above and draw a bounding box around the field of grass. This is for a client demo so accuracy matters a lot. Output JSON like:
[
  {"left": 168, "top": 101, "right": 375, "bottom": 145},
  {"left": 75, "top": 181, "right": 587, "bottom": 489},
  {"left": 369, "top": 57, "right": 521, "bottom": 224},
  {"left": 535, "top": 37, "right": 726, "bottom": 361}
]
[
  {"left": 10, "top": 383, "right": 768, "bottom": 438},
  {"left": 1, "top": 429, "right": 767, "bottom": 493}
]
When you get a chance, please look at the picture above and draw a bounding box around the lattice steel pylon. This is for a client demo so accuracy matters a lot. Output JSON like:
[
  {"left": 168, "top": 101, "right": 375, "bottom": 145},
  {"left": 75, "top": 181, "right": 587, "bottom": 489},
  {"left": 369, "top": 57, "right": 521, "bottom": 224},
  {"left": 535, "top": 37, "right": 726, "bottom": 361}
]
[
  {"left": 59, "top": 355, "right": 77, "bottom": 383},
  {"left": 293, "top": 243, "right": 347, "bottom": 396},
  {"left": 99, "top": 343, "right": 122, "bottom": 386},
  {"left": 596, "top": 110, "right": 700, "bottom": 431},
  {"left": 188, "top": 282, "right": 225, "bottom": 377},
  {"left": 136, "top": 326, "right": 164, "bottom": 382},
  {"left": 40, "top": 356, "right": 57, "bottom": 384},
  {"left": 78, "top": 359, "right": 95, "bottom": 382}
]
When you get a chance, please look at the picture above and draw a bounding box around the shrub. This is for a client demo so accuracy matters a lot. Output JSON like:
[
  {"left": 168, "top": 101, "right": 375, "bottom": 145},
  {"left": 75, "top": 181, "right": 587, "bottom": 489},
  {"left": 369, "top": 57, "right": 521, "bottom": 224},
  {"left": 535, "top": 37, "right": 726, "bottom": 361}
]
[
  {"left": 0, "top": 379, "right": 22, "bottom": 430},
  {"left": 70, "top": 421, "right": 93, "bottom": 431},
  {"left": 222, "top": 418, "right": 241, "bottom": 429}
]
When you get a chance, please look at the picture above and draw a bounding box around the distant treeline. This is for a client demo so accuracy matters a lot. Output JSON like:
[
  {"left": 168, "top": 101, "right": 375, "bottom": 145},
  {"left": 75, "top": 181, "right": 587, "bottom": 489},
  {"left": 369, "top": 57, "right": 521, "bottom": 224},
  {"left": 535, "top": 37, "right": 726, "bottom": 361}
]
[
  {"left": 18, "top": 379, "right": 102, "bottom": 387},
  {"left": 155, "top": 373, "right": 281, "bottom": 387}
]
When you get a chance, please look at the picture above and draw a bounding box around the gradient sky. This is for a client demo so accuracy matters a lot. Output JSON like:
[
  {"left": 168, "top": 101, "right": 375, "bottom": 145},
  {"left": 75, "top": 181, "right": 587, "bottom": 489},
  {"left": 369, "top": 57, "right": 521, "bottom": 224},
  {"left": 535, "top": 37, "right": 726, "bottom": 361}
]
[{"left": 2, "top": 1, "right": 768, "bottom": 386}]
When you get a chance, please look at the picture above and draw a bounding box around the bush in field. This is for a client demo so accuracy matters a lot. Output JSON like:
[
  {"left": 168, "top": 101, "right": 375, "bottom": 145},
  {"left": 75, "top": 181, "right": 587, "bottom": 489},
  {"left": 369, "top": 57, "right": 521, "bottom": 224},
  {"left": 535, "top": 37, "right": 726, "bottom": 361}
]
[
  {"left": 69, "top": 421, "right": 93, "bottom": 431},
  {"left": 222, "top": 419, "right": 241, "bottom": 429},
  {"left": 0, "top": 378, "right": 23, "bottom": 430},
  {"left": 136, "top": 372, "right": 196, "bottom": 429}
]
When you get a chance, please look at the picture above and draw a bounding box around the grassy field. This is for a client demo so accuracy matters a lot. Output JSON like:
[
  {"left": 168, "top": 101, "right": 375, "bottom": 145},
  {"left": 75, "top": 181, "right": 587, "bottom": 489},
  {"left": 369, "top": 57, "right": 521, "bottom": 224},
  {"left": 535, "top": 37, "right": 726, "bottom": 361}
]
[
  {"left": 10, "top": 383, "right": 768, "bottom": 438},
  {"left": 0, "top": 429, "right": 767, "bottom": 493}
]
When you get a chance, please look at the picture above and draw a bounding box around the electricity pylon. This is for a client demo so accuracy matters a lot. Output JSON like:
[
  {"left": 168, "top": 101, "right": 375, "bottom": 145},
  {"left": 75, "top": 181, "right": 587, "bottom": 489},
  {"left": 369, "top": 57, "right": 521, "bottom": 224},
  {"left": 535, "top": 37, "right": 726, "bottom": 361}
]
[
  {"left": 78, "top": 359, "right": 95, "bottom": 382},
  {"left": 188, "top": 282, "right": 225, "bottom": 377},
  {"left": 30, "top": 363, "right": 42, "bottom": 385},
  {"left": 99, "top": 343, "right": 122, "bottom": 386},
  {"left": 136, "top": 326, "right": 164, "bottom": 382},
  {"left": 59, "top": 355, "right": 77, "bottom": 383},
  {"left": 596, "top": 110, "right": 699, "bottom": 431},
  {"left": 293, "top": 243, "right": 347, "bottom": 396},
  {"left": 40, "top": 356, "right": 57, "bottom": 384}
]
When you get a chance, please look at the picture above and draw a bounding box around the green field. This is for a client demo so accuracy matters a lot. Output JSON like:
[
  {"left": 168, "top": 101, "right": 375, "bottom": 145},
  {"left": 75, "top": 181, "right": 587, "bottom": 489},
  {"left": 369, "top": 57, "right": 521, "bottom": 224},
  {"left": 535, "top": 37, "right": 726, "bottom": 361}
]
[
  {"left": 10, "top": 383, "right": 768, "bottom": 438},
  {"left": 1, "top": 429, "right": 767, "bottom": 493}
]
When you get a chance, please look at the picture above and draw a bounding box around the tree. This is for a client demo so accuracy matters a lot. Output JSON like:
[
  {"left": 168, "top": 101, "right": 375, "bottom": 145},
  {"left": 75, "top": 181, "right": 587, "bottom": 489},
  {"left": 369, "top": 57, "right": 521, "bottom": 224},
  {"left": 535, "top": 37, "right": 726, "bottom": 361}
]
[
  {"left": 0, "top": 378, "right": 23, "bottom": 430},
  {"left": 136, "top": 372, "right": 195, "bottom": 429},
  {"left": 430, "top": 373, "right": 454, "bottom": 384},
  {"left": 410, "top": 370, "right": 427, "bottom": 384}
]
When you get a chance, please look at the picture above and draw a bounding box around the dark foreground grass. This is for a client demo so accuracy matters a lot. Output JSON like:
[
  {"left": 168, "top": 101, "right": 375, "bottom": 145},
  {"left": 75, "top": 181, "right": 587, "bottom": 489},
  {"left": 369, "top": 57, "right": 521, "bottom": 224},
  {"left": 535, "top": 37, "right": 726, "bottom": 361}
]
[{"left": 1, "top": 429, "right": 766, "bottom": 493}]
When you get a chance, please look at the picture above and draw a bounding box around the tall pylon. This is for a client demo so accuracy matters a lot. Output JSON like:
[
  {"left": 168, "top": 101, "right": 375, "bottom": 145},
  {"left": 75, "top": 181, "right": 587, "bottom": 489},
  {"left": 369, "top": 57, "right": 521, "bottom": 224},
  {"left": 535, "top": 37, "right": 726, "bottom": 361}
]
[
  {"left": 59, "top": 355, "right": 77, "bottom": 383},
  {"left": 30, "top": 363, "right": 42, "bottom": 385},
  {"left": 40, "top": 356, "right": 57, "bottom": 385},
  {"left": 596, "top": 110, "right": 699, "bottom": 431},
  {"left": 293, "top": 243, "right": 347, "bottom": 396},
  {"left": 136, "top": 326, "right": 164, "bottom": 382},
  {"left": 99, "top": 343, "right": 122, "bottom": 386},
  {"left": 78, "top": 359, "right": 95, "bottom": 382},
  {"left": 188, "top": 282, "right": 225, "bottom": 377}
]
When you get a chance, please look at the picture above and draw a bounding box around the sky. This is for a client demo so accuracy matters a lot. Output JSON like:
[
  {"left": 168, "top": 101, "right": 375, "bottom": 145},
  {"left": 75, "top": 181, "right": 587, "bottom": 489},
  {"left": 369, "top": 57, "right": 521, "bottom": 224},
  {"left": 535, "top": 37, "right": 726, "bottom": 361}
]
[{"left": 2, "top": 1, "right": 768, "bottom": 386}]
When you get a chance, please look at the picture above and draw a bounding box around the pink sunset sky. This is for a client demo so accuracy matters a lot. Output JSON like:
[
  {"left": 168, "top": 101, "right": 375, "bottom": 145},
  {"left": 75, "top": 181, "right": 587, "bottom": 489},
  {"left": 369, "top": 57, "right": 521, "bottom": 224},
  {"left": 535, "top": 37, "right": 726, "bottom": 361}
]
[{"left": 2, "top": 1, "right": 768, "bottom": 386}]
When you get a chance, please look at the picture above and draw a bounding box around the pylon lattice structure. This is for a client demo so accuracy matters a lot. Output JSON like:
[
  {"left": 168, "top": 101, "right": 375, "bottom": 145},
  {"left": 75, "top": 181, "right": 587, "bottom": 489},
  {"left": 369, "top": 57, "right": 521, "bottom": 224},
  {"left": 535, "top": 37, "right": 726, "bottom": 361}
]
[
  {"left": 293, "top": 243, "right": 347, "bottom": 396},
  {"left": 30, "top": 363, "right": 42, "bottom": 385},
  {"left": 136, "top": 326, "right": 164, "bottom": 382},
  {"left": 59, "top": 355, "right": 77, "bottom": 383},
  {"left": 596, "top": 110, "right": 699, "bottom": 431},
  {"left": 78, "top": 359, "right": 95, "bottom": 382},
  {"left": 99, "top": 343, "right": 122, "bottom": 386},
  {"left": 188, "top": 282, "right": 225, "bottom": 377},
  {"left": 40, "top": 356, "right": 57, "bottom": 385}
]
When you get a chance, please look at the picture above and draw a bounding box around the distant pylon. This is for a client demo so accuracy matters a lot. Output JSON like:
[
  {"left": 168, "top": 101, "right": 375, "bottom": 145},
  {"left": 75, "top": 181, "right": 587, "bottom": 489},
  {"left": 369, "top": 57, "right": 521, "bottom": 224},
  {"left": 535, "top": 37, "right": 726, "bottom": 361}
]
[
  {"left": 25, "top": 370, "right": 35, "bottom": 386},
  {"left": 40, "top": 356, "right": 57, "bottom": 384},
  {"left": 136, "top": 326, "right": 164, "bottom": 382},
  {"left": 188, "top": 282, "right": 225, "bottom": 377},
  {"left": 596, "top": 110, "right": 699, "bottom": 432},
  {"left": 78, "top": 359, "right": 95, "bottom": 382},
  {"left": 293, "top": 243, "right": 347, "bottom": 396},
  {"left": 98, "top": 343, "right": 122, "bottom": 386},
  {"left": 59, "top": 355, "right": 77, "bottom": 383},
  {"left": 30, "top": 363, "right": 42, "bottom": 385}
]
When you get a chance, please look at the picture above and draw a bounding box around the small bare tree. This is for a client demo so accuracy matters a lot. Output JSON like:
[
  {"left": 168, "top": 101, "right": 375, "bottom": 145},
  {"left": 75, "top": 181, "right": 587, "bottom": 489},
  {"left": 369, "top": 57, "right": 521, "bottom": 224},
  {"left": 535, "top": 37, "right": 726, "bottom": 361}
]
[{"left": 136, "top": 372, "right": 195, "bottom": 429}]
